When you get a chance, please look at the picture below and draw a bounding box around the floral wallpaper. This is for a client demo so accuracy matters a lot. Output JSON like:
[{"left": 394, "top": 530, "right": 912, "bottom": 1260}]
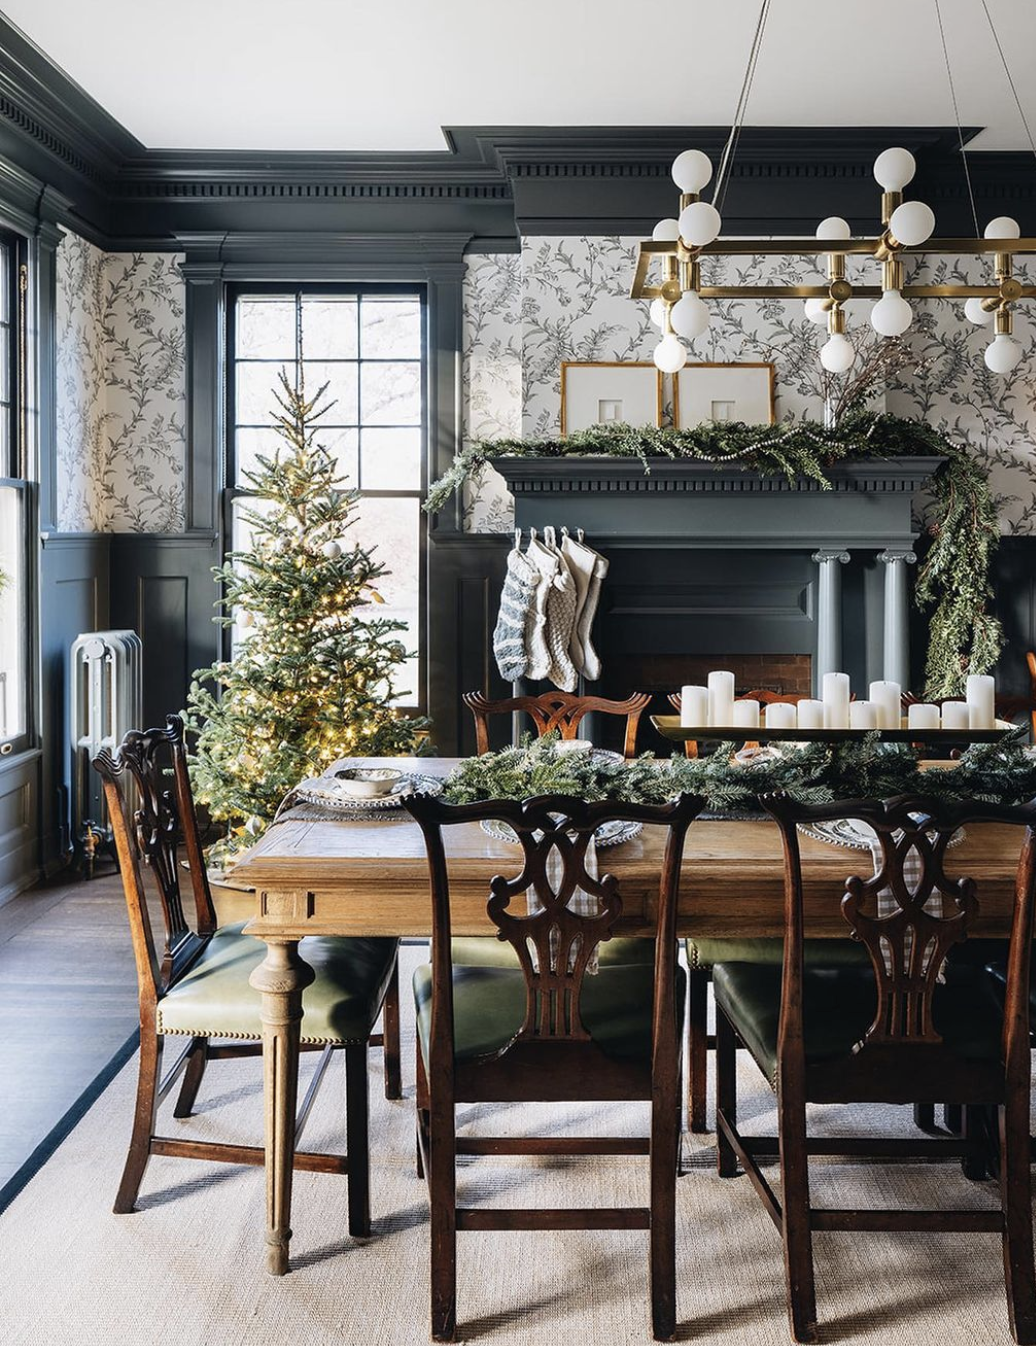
[
  {"left": 55, "top": 233, "right": 186, "bottom": 532},
  {"left": 461, "top": 237, "right": 1036, "bottom": 534}
]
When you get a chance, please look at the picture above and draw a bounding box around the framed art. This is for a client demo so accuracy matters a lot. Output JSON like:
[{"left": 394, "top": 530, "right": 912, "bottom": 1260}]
[
  {"left": 560, "top": 361, "right": 664, "bottom": 435},
  {"left": 673, "top": 362, "right": 776, "bottom": 429}
]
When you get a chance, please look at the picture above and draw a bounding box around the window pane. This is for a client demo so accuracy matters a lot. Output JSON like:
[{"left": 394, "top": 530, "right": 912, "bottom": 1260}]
[
  {"left": 0, "top": 485, "right": 25, "bottom": 741},
  {"left": 360, "top": 427, "right": 422, "bottom": 490},
  {"left": 236, "top": 298, "right": 297, "bottom": 359},
  {"left": 301, "top": 298, "right": 358, "bottom": 360},
  {"left": 236, "top": 361, "right": 295, "bottom": 426},
  {"left": 235, "top": 428, "right": 284, "bottom": 484},
  {"left": 236, "top": 426, "right": 359, "bottom": 487},
  {"left": 360, "top": 299, "right": 422, "bottom": 359},
  {"left": 360, "top": 361, "right": 421, "bottom": 425},
  {"left": 346, "top": 496, "right": 420, "bottom": 703},
  {"left": 304, "top": 361, "right": 359, "bottom": 424}
]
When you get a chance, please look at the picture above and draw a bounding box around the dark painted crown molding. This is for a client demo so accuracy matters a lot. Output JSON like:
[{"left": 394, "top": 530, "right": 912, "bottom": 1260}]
[{"left": 0, "top": 10, "right": 1033, "bottom": 248}]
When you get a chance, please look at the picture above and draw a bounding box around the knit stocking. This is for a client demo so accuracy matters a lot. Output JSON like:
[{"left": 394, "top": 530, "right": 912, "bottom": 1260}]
[
  {"left": 542, "top": 528, "right": 579, "bottom": 692},
  {"left": 562, "top": 535, "right": 609, "bottom": 681},
  {"left": 492, "top": 544, "right": 538, "bottom": 682},
  {"left": 524, "top": 536, "right": 558, "bottom": 682}
]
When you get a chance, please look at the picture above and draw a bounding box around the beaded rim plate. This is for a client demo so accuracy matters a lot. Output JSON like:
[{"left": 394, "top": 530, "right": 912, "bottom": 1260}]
[
  {"left": 480, "top": 817, "right": 643, "bottom": 848},
  {"left": 797, "top": 818, "right": 965, "bottom": 851},
  {"left": 294, "top": 772, "right": 443, "bottom": 812}
]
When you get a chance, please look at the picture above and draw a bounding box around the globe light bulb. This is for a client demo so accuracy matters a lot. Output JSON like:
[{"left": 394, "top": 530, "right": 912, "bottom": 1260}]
[
  {"left": 820, "top": 333, "right": 855, "bottom": 374},
  {"left": 653, "top": 332, "right": 687, "bottom": 373},
  {"left": 649, "top": 297, "right": 667, "bottom": 328},
  {"left": 889, "top": 200, "right": 936, "bottom": 247},
  {"left": 816, "top": 216, "right": 852, "bottom": 241},
  {"left": 803, "top": 298, "right": 829, "bottom": 325},
  {"left": 964, "top": 297, "right": 995, "bottom": 326},
  {"left": 670, "top": 290, "right": 710, "bottom": 340},
  {"left": 984, "top": 333, "right": 1023, "bottom": 375},
  {"left": 678, "top": 200, "right": 722, "bottom": 248},
  {"left": 984, "top": 216, "right": 1021, "bottom": 240},
  {"left": 652, "top": 217, "right": 681, "bottom": 242},
  {"left": 870, "top": 289, "right": 913, "bottom": 337},
  {"left": 873, "top": 146, "right": 916, "bottom": 191},
  {"left": 671, "top": 149, "right": 713, "bottom": 193}
]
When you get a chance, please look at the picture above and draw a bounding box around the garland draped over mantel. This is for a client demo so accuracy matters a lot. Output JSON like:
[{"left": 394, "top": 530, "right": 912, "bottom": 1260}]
[{"left": 425, "top": 411, "right": 1001, "bottom": 699}]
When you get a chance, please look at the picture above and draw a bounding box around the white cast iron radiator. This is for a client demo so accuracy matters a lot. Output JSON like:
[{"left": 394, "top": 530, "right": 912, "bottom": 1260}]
[{"left": 70, "top": 629, "right": 142, "bottom": 840}]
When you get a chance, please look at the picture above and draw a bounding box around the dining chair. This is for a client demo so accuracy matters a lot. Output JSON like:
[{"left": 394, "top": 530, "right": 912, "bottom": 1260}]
[
  {"left": 404, "top": 790, "right": 703, "bottom": 1342},
  {"left": 667, "top": 688, "right": 866, "bottom": 1134},
  {"left": 93, "top": 714, "right": 401, "bottom": 1231},
  {"left": 713, "top": 792, "right": 1036, "bottom": 1344},
  {"left": 463, "top": 689, "right": 650, "bottom": 758}
]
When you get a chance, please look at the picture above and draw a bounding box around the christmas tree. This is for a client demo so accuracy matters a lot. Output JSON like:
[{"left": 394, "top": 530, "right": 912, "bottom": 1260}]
[{"left": 185, "top": 367, "right": 426, "bottom": 850}]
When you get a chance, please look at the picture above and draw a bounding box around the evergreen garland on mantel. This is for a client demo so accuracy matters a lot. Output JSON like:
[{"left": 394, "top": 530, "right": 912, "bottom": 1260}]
[{"left": 425, "top": 410, "right": 1001, "bottom": 700}]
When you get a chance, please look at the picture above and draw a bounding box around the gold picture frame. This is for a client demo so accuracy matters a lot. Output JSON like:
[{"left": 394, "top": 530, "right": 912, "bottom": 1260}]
[
  {"left": 560, "top": 361, "right": 664, "bottom": 436},
  {"left": 673, "top": 361, "right": 776, "bottom": 429}
]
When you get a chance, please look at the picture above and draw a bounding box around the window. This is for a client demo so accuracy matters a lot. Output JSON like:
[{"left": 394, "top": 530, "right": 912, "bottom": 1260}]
[
  {"left": 0, "top": 237, "right": 28, "bottom": 755},
  {"left": 226, "top": 286, "right": 426, "bottom": 708}
]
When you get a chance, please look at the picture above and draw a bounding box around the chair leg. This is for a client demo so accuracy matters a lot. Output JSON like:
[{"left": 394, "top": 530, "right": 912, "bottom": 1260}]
[
  {"left": 428, "top": 1096, "right": 458, "bottom": 1341},
  {"left": 114, "top": 1031, "right": 163, "bottom": 1214},
  {"left": 1000, "top": 1098, "right": 1036, "bottom": 1343},
  {"left": 778, "top": 1087, "right": 818, "bottom": 1344},
  {"left": 944, "top": 1102, "right": 963, "bottom": 1133},
  {"left": 345, "top": 1043, "right": 371, "bottom": 1238},
  {"left": 962, "top": 1103, "right": 992, "bottom": 1181},
  {"left": 650, "top": 1074, "right": 679, "bottom": 1340},
  {"left": 715, "top": 1008, "right": 738, "bottom": 1178},
  {"left": 687, "top": 965, "right": 709, "bottom": 1133},
  {"left": 172, "top": 1036, "right": 209, "bottom": 1119},
  {"left": 381, "top": 957, "right": 403, "bottom": 1101},
  {"left": 913, "top": 1103, "right": 937, "bottom": 1134}
]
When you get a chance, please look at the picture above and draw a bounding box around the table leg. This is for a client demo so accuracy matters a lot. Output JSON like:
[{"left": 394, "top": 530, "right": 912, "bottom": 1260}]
[{"left": 249, "top": 937, "right": 315, "bottom": 1275}]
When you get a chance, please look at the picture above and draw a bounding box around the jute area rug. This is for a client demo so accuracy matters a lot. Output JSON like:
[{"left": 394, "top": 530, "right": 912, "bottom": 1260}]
[{"left": 0, "top": 946, "right": 1027, "bottom": 1346}]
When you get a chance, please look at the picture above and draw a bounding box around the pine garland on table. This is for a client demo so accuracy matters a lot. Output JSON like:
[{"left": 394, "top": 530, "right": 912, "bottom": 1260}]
[
  {"left": 425, "top": 410, "right": 1001, "bottom": 700},
  {"left": 442, "top": 733, "right": 1036, "bottom": 815}
]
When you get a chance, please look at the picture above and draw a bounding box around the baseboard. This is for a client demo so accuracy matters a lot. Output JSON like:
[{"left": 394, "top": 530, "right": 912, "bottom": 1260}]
[{"left": 0, "top": 1029, "right": 140, "bottom": 1217}]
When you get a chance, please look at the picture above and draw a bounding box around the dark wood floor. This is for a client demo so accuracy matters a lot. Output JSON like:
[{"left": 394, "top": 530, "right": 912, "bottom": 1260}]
[{"left": 0, "top": 868, "right": 140, "bottom": 1195}]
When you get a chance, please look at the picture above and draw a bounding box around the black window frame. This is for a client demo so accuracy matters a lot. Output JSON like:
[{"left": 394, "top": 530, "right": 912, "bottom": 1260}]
[{"left": 223, "top": 281, "right": 429, "bottom": 715}]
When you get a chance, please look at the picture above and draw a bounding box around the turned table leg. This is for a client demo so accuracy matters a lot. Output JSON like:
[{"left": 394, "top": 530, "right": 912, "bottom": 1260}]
[{"left": 249, "top": 937, "right": 315, "bottom": 1275}]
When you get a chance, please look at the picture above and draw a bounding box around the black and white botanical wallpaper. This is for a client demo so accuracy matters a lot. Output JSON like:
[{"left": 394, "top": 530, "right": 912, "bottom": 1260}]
[
  {"left": 55, "top": 233, "right": 186, "bottom": 532},
  {"left": 462, "top": 237, "right": 1035, "bottom": 534}
]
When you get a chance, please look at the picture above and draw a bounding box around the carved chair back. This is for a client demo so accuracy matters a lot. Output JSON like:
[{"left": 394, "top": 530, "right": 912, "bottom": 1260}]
[
  {"left": 762, "top": 793, "right": 1036, "bottom": 1079},
  {"left": 405, "top": 792, "right": 701, "bottom": 1066},
  {"left": 94, "top": 715, "right": 216, "bottom": 1004},
  {"left": 463, "top": 690, "right": 650, "bottom": 758}
]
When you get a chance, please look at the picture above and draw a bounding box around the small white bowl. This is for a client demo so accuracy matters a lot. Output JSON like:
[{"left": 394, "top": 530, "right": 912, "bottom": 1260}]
[
  {"left": 554, "top": 738, "right": 594, "bottom": 754},
  {"left": 334, "top": 767, "right": 404, "bottom": 798}
]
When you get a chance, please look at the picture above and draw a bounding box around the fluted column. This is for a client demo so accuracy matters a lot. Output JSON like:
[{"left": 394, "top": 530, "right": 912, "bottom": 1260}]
[
  {"left": 811, "top": 549, "right": 850, "bottom": 689},
  {"left": 879, "top": 547, "right": 917, "bottom": 689}
]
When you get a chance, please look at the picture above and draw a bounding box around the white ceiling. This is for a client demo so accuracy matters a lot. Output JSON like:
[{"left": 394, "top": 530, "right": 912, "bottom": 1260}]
[{"left": 4, "top": 0, "right": 1036, "bottom": 154}]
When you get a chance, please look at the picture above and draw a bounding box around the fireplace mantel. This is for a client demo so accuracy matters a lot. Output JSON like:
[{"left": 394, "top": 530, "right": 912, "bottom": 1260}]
[
  {"left": 490, "top": 453, "right": 945, "bottom": 691},
  {"left": 490, "top": 455, "right": 944, "bottom": 551}
]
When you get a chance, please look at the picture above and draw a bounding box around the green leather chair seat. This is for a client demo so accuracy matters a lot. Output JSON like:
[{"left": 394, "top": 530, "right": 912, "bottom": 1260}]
[
  {"left": 687, "top": 936, "right": 870, "bottom": 969},
  {"left": 413, "top": 961, "right": 685, "bottom": 1066},
  {"left": 156, "top": 921, "right": 399, "bottom": 1044},
  {"left": 713, "top": 961, "right": 1004, "bottom": 1087},
  {"left": 451, "top": 935, "right": 655, "bottom": 969}
]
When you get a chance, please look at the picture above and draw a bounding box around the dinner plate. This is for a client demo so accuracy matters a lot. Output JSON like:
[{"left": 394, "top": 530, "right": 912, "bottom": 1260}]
[
  {"left": 480, "top": 817, "right": 643, "bottom": 848},
  {"left": 293, "top": 771, "right": 443, "bottom": 812},
  {"left": 797, "top": 818, "right": 965, "bottom": 851}
]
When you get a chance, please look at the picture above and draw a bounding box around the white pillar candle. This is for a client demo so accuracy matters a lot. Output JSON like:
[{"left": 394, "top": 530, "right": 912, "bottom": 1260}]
[
  {"left": 940, "top": 700, "right": 971, "bottom": 730},
  {"left": 907, "top": 702, "right": 941, "bottom": 730},
  {"left": 849, "top": 700, "right": 879, "bottom": 730},
  {"left": 796, "top": 699, "right": 825, "bottom": 730},
  {"left": 869, "top": 680, "right": 902, "bottom": 731},
  {"left": 965, "top": 674, "right": 996, "bottom": 730},
  {"left": 732, "top": 699, "right": 761, "bottom": 729},
  {"left": 679, "top": 685, "right": 710, "bottom": 728},
  {"left": 708, "top": 670, "right": 736, "bottom": 726},
  {"left": 822, "top": 671, "right": 851, "bottom": 730},
  {"left": 764, "top": 702, "right": 798, "bottom": 730}
]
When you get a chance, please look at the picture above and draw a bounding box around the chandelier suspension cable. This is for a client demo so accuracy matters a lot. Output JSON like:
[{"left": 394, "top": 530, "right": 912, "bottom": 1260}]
[
  {"left": 712, "top": 0, "right": 772, "bottom": 214},
  {"left": 980, "top": 0, "right": 1036, "bottom": 163},
  {"left": 934, "top": 0, "right": 980, "bottom": 239}
]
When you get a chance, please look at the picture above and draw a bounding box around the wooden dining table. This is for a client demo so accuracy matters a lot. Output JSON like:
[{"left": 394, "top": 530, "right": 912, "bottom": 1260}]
[{"left": 233, "top": 755, "right": 1027, "bottom": 1275}]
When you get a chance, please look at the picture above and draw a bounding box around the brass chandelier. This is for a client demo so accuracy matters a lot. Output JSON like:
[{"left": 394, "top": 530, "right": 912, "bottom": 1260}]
[{"left": 630, "top": 0, "right": 1036, "bottom": 378}]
